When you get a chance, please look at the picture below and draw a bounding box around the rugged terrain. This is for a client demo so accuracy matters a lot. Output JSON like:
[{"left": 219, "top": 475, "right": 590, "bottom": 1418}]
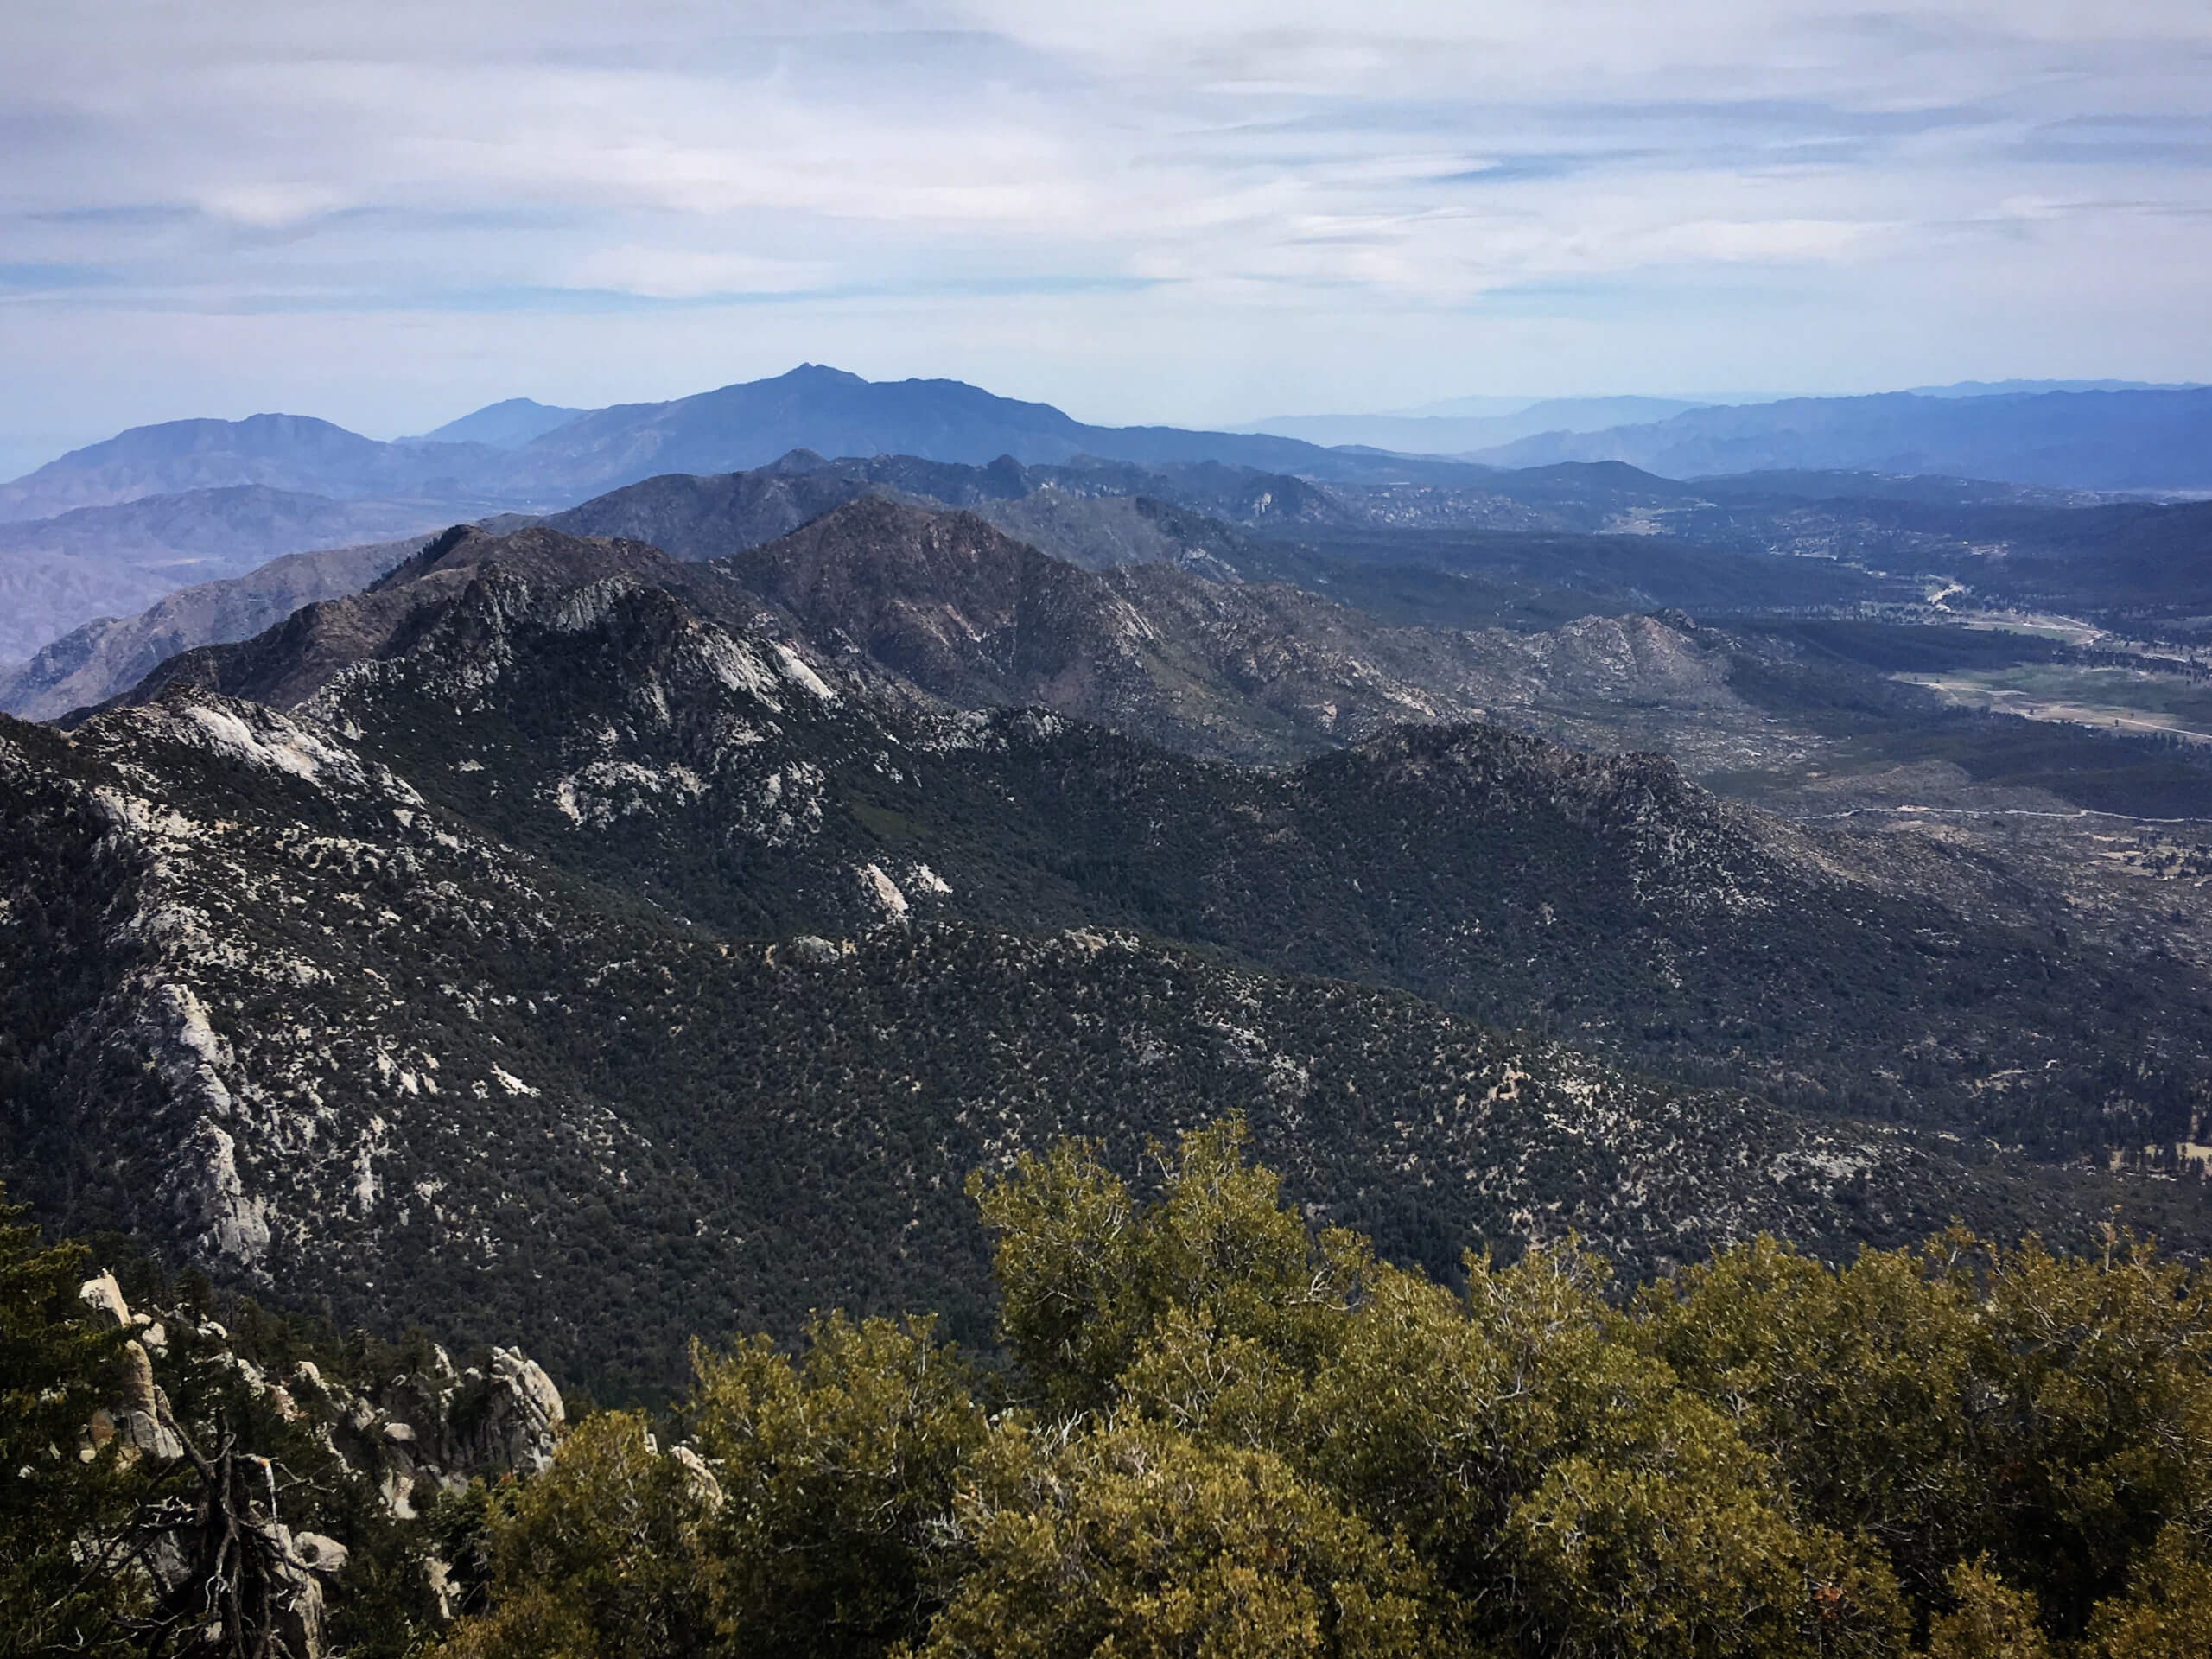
[
  {"left": 16, "top": 402, "right": 2212, "bottom": 715},
  {"left": 6, "top": 523, "right": 2210, "bottom": 1394}
]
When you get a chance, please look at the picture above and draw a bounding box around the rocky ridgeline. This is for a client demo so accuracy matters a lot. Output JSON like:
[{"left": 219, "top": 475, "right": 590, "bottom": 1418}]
[
  {"left": 4, "top": 515, "right": 2211, "bottom": 1391},
  {"left": 71, "top": 1268, "right": 564, "bottom": 1656}
]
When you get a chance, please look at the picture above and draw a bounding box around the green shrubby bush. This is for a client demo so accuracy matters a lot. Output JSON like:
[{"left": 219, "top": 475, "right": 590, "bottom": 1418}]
[
  {"left": 423, "top": 1120, "right": 2212, "bottom": 1659},
  {"left": 8, "top": 1127, "right": 2211, "bottom": 1658}
]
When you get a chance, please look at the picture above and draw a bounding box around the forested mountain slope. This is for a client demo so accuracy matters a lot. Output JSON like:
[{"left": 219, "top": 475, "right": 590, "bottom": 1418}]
[
  {"left": 98, "top": 524, "right": 2212, "bottom": 1142},
  {"left": 6, "top": 529, "right": 2209, "bottom": 1392}
]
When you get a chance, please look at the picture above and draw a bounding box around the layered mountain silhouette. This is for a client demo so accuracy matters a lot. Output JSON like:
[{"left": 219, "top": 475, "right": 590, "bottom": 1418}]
[
  {"left": 23, "top": 430, "right": 2212, "bottom": 722},
  {"left": 0, "top": 366, "right": 1456, "bottom": 533},
  {"left": 1473, "top": 388, "right": 2212, "bottom": 489},
  {"left": 0, "top": 447, "right": 1751, "bottom": 715},
  {"left": 0, "top": 415, "right": 505, "bottom": 523},
  {"left": 1243, "top": 396, "right": 1710, "bottom": 454},
  {"left": 0, "top": 368, "right": 1483, "bottom": 656},
  {"left": 12, "top": 367, "right": 2212, "bottom": 674},
  {"left": 101, "top": 510, "right": 1742, "bottom": 769},
  {"left": 407, "top": 397, "right": 588, "bottom": 449}
]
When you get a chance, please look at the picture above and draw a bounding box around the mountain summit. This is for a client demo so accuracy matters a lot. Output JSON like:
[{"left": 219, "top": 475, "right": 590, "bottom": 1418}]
[
  {"left": 0, "top": 367, "right": 1476, "bottom": 535},
  {"left": 476, "top": 365, "right": 1395, "bottom": 501}
]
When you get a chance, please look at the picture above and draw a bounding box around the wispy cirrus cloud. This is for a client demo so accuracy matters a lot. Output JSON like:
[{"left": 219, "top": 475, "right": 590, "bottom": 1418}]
[{"left": 0, "top": 0, "right": 2208, "bottom": 453}]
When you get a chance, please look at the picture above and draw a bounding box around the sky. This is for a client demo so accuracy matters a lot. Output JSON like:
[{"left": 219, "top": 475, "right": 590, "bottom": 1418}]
[{"left": 3, "top": 0, "right": 2210, "bottom": 470}]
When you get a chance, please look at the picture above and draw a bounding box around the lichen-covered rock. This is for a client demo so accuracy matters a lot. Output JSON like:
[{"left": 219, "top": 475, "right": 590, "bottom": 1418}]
[
  {"left": 291, "top": 1532, "right": 349, "bottom": 1575},
  {"left": 480, "top": 1347, "right": 565, "bottom": 1475},
  {"left": 78, "top": 1271, "right": 131, "bottom": 1326}
]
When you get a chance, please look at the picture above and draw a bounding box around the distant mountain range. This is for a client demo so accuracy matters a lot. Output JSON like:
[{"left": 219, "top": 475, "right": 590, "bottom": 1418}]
[
  {"left": 15, "top": 368, "right": 2209, "bottom": 537},
  {"left": 1242, "top": 381, "right": 2206, "bottom": 459},
  {"left": 0, "top": 414, "right": 505, "bottom": 523},
  {"left": 0, "top": 370, "right": 1433, "bottom": 658},
  {"left": 1241, "top": 397, "right": 1712, "bottom": 454},
  {"left": 1471, "top": 388, "right": 2212, "bottom": 489},
  {"left": 5, "top": 366, "right": 2210, "bottom": 671},
  {"left": 1900, "top": 378, "right": 2204, "bottom": 398},
  {"left": 0, "top": 365, "right": 1459, "bottom": 534},
  {"left": 467, "top": 365, "right": 1442, "bottom": 502},
  {"left": 18, "top": 430, "right": 2212, "bottom": 721}
]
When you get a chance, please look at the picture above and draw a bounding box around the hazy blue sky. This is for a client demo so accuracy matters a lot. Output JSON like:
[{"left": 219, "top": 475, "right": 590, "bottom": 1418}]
[{"left": 3, "top": 1, "right": 2209, "bottom": 467}]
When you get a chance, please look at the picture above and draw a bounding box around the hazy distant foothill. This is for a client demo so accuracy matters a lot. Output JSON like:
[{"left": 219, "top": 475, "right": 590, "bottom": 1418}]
[{"left": 3, "top": 365, "right": 2212, "bottom": 678}]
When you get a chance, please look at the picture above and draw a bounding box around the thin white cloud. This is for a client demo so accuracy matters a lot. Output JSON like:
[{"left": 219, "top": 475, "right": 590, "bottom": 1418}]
[{"left": 567, "top": 245, "right": 837, "bottom": 298}]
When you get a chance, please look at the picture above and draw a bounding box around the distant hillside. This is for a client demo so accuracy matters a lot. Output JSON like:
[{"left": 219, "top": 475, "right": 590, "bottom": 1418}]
[
  {"left": 0, "top": 367, "right": 1500, "bottom": 554},
  {"left": 20, "top": 421, "right": 2212, "bottom": 717},
  {"left": 1246, "top": 397, "right": 1707, "bottom": 454},
  {"left": 716, "top": 496, "right": 1740, "bottom": 763},
  {"left": 112, "top": 524, "right": 750, "bottom": 715},
  {"left": 410, "top": 397, "right": 588, "bottom": 449},
  {"left": 1904, "top": 378, "right": 2202, "bottom": 397},
  {"left": 0, "top": 530, "right": 437, "bottom": 721},
  {"left": 0, "top": 450, "right": 1402, "bottom": 713},
  {"left": 543, "top": 454, "right": 917, "bottom": 555},
  {"left": 21, "top": 372, "right": 2212, "bottom": 554},
  {"left": 98, "top": 510, "right": 1741, "bottom": 771},
  {"left": 480, "top": 365, "right": 1433, "bottom": 502},
  {"left": 0, "top": 415, "right": 508, "bottom": 522},
  {"left": 1471, "top": 388, "right": 2212, "bottom": 490},
  {"left": 0, "top": 486, "right": 460, "bottom": 664},
  {"left": 0, "top": 443, "right": 2018, "bottom": 717}
]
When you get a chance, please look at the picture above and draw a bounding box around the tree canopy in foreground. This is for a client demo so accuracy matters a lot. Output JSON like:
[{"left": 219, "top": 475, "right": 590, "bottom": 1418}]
[
  {"left": 6, "top": 1122, "right": 2209, "bottom": 1658},
  {"left": 440, "top": 1121, "right": 2212, "bottom": 1659}
]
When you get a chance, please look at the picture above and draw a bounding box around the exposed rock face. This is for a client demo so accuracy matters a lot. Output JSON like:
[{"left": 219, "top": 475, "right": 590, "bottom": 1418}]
[
  {"left": 65, "top": 1270, "right": 567, "bottom": 1659},
  {"left": 268, "top": 1529, "right": 334, "bottom": 1659},
  {"left": 353, "top": 1343, "right": 569, "bottom": 1497},
  {"left": 100, "top": 525, "right": 753, "bottom": 717},
  {"left": 483, "top": 1349, "right": 566, "bottom": 1474},
  {"left": 79, "top": 1270, "right": 131, "bottom": 1325},
  {"left": 291, "top": 1532, "right": 348, "bottom": 1573},
  {"left": 77, "top": 1274, "right": 564, "bottom": 1503}
]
